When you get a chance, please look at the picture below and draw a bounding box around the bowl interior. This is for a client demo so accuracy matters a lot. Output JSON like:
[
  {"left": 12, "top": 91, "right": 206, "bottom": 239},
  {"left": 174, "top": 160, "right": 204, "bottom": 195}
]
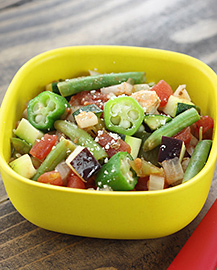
[{"left": 0, "top": 46, "right": 217, "bottom": 239}]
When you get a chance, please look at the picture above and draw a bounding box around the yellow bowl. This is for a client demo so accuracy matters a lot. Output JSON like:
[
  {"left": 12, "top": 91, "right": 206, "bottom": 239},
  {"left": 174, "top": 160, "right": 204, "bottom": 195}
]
[{"left": 0, "top": 46, "right": 217, "bottom": 239}]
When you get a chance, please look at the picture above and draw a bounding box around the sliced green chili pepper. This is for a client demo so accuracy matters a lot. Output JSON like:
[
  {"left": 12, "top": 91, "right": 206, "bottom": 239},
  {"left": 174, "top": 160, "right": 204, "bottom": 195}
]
[
  {"left": 27, "top": 91, "right": 70, "bottom": 131},
  {"left": 103, "top": 96, "right": 144, "bottom": 136},
  {"left": 95, "top": 151, "right": 138, "bottom": 191},
  {"left": 57, "top": 72, "right": 146, "bottom": 97}
]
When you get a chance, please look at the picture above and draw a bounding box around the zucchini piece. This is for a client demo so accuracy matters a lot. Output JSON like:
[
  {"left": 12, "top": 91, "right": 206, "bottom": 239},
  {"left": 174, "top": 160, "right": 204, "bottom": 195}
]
[
  {"left": 11, "top": 137, "right": 32, "bottom": 154},
  {"left": 14, "top": 118, "right": 44, "bottom": 145},
  {"left": 9, "top": 154, "right": 36, "bottom": 178},
  {"left": 125, "top": 135, "right": 142, "bottom": 159},
  {"left": 162, "top": 95, "right": 196, "bottom": 117},
  {"left": 72, "top": 104, "right": 103, "bottom": 118},
  {"left": 144, "top": 114, "right": 172, "bottom": 130}
]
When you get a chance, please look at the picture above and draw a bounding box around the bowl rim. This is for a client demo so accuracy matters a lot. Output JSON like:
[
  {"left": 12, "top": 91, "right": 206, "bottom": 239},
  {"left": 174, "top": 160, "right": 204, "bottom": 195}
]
[{"left": 0, "top": 45, "right": 217, "bottom": 197}]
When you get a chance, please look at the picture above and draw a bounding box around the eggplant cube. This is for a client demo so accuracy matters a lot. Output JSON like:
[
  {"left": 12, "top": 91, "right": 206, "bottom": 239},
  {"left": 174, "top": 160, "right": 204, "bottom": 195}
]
[
  {"left": 66, "top": 146, "right": 101, "bottom": 182},
  {"left": 158, "top": 136, "right": 186, "bottom": 163}
]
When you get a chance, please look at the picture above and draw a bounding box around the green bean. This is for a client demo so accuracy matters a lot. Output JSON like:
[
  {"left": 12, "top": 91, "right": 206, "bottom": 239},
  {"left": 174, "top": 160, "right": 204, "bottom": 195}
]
[
  {"left": 182, "top": 140, "right": 212, "bottom": 183},
  {"left": 143, "top": 108, "right": 200, "bottom": 151},
  {"left": 57, "top": 72, "right": 146, "bottom": 97},
  {"left": 32, "top": 138, "right": 75, "bottom": 181},
  {"left": 54, "top": 120, "right": 108, "bottom": 161}
]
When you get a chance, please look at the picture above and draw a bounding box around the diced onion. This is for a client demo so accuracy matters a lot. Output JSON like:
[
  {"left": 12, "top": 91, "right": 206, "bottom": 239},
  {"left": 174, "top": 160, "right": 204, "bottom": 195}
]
[
  {"left": 147, "top": 174, "right": 165, "bottom": 191},
  {"left": 55, "top": 161, "right": 71, "bottom": 186},
  {"left": 173, "top": 84, "right": 191, "bottom": 101},
  {"left": 162, "top": 157, "right": 184, "bottom": 186},
  {"left": 181, "top": 157, "right": 191, "bottom": 172}
]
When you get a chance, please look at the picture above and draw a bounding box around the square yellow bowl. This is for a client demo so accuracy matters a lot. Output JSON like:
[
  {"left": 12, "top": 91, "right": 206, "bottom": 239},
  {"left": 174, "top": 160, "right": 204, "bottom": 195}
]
[{"left": 0, "top": 46, "right": 217, "bottom": 239}]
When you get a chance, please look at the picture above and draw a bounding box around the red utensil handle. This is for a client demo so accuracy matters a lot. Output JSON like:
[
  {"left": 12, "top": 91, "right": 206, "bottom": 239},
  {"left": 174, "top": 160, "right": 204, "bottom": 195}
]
[{"left": 168, "top": 199, "right": 217, "bottom": 270}]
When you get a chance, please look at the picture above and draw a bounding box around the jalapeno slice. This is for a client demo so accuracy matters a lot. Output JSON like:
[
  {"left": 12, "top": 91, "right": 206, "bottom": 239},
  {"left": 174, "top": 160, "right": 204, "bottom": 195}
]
[{"left": 103, "top": 96, "right": 144, "bottom": 136}]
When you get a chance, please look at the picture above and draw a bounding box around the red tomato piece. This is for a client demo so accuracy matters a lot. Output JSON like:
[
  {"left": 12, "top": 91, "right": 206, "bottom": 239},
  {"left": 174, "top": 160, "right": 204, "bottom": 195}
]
[
  {"left": 173, "top": 126, "right": 191, "bottom": 145},
  {"left": 195, "top": 115, "right": 214, "bottom": 134},
  {"left": 30, "top": 134, "right": 57, "bottom": 161},
  {"left": 151, "top": 80, "right": 173, "bottom": 107},
  {"left": 37, "top": 170, "right": 63, "bottom": 186},
  {"left": 69, "top": 90, "right": 109, "bottom": 110},
  {"left": 95, "top": 131, "right": 131, "bottom": 158},
  {"left": 191, "top": 115, "right": 214, "bottom": 140},
  {"left": 67, "top": 171, "right": 86, "bottom": 189}
]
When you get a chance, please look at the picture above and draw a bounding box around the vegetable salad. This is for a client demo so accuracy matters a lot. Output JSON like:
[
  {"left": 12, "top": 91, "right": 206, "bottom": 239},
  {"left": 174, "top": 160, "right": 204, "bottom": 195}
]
[{"left": 9, "top": 71, "right": 214, "bottom": 191}]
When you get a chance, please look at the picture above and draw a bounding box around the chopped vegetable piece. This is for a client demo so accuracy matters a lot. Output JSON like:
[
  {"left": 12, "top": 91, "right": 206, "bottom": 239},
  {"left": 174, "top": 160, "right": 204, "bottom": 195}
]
[
  {"left": 95, "top": 152, "right": 138, "bottom": 191},
  {"left": 104, "top": 96, "right": 144, "bottom": 136},
  {"left": 27, "top": 91, "right": 70, "bottom": 131},
  {"left": 101, "top": 81, "right": 134, "bottom": 96},
  {"left": 143, "top": 108, "right": 200, "bottom": 151},
  {"left": 54, "top": 120, "right": 107, "bottom": 160},
  {"left": 67, "top": 171, "right": 86, "bottom": 189},
  {"left": 162, "top": 157, "right": 184, "bottom": 186},
  {"left": 124, "top": 135, "right": 142, "bottom": 159},
  {"left": 75, "top": 111, "right": 98, "bottom": 129},
  {"left": 58, "top": 72, "right": 146, "bottom": 97},
  {"left": 151, "top": 80, "right": 173, "bottom": 107},
  {"left": 173, "top": 84, "right": 191, "bottom": 101},
  {"left": 32, "top": 137, "right": 76, "bottom": 181},
  {"left": 9, "top": 154, "right": 36, "bottom": 179},
  {"left": 133, "top": 84, "right": 150, "bottom": 92},
  {"left": 72, "top": 104, "right": 103, "bottom": 118},
  {"left": 29, "top": 134, "right": 57, "bottom": 161},
  {"left": 11, "top": 137, "right": 31, "bottom": 155},
  {"left": 55, "top": 161, "right": 71, "bottom": 186},
  {"left": 83, "top": 118, "right": 106, "bottom": 138},
  {"left": 66, "top": 146, "right": 101, "bottom": 182},
  {"left": 134, "top": 176, "right": 149, "bottom": 191},
  {"left": 194, "top": 115, "right": 214, "bottom": 137},
  {"left": 37, "top": 170, "right": 63, "bottom": 186},
  {"left": 173, "top": 126, "right": 191, "bottom": 145},
  {"left": 143, "top": 114, "right": 172, "bottom": 131},
  {"left": 183, "top": 140, "right": 212, "bottom": 183},
  {"left": 158, "top": 136, "right": 186, "bottom": 163},
  {"left": 14, "top": 118, "right": 44, "bottom": 145},
  {"left": 162, "top": 95, "right": 196, "bottom": 117},
  {"left": 95, "top": 131, "right": 131, "bottom": 158},
  {"left": 130, "top": 158, "right": 164, "bottom": 177},
  {"left": 70, "top": 90, "right": 109, "bottom": 110},
  {"left": 147, "top": 174, "right": 165, "bottom": 191}
]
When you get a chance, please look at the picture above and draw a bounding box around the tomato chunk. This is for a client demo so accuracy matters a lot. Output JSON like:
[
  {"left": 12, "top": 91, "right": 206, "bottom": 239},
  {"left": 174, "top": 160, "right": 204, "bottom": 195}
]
[
  {"left": 30, "top": 134, "right": 57, "bottom": 161},
  {"left": 67, "top": 171, "right": 86, "bottom": 189},
  {"left": 191, "top": 115, "right": 214, "bottom": 140},
  {"left": 37, "top": 170, "right": 63, "bottom": 186},
  {"left": 195, "top": 115, "right": 214, "bottom": 134},
  {"left": 95, "top": 131, "right": 131, "bottom": 158},
  {"left": 69, "top": 90, "right": 109, "bottom": 110},
  {"left": 151, "top": 80, "right": 173, "bottom": 107},
  {"left": 173, "top": 126, "right": 191, "bottom": 145}
]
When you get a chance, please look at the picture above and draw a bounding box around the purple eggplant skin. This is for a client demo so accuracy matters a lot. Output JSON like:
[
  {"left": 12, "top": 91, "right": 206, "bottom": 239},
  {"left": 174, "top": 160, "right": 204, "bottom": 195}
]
[
  {"left": 158, "top": 136, "right": 184, "bottom": 163},
  {"left": 69, "top": 147, "right": 101, "bottom": 182}
]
